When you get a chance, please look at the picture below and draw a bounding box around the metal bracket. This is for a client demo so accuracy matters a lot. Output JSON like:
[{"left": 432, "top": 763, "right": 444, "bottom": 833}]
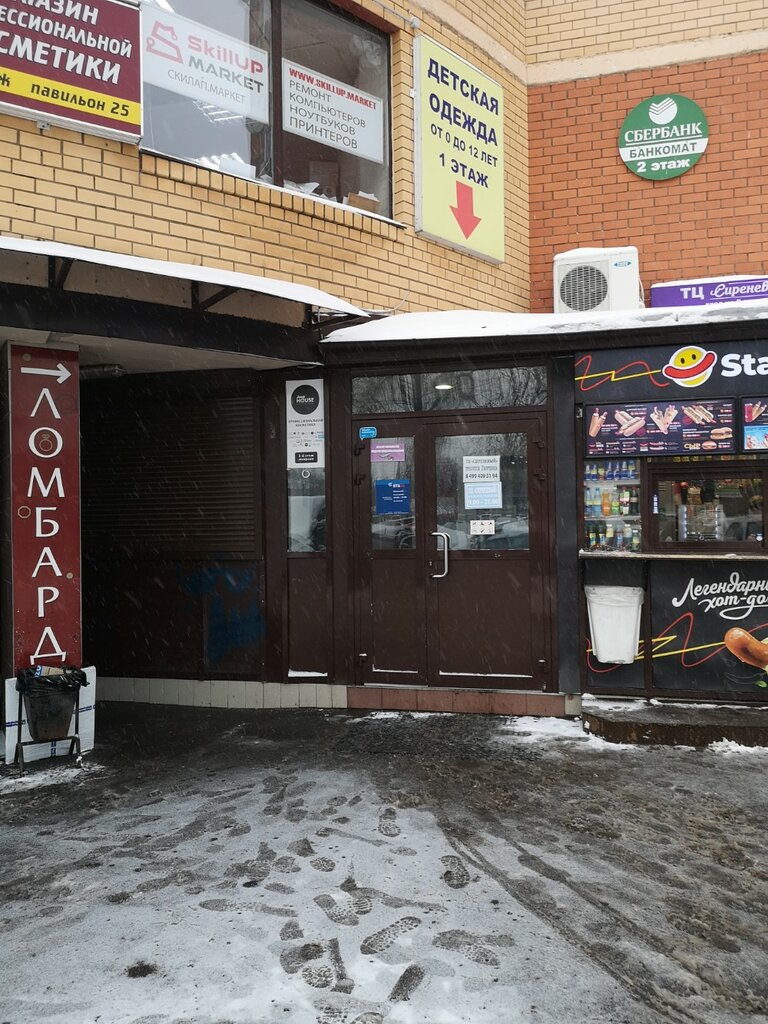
[
  {"left": 191, "top": 282, "right": 239, "bottom": 312},
  {"left": 48, "top": 256, "right": 74, "bottom": 290}
]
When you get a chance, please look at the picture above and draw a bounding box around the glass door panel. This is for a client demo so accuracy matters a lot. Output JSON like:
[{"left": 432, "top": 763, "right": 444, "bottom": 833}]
[
  {"left": 434, "top": 432, "right": 529, "bottom": 550},
  {"left": 369, "top": 436, "right": 416, "bottom": 550}
]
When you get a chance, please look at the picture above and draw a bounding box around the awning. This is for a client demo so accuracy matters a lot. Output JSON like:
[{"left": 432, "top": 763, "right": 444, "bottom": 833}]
[
  {"left": 322, "top": 302, "right": 768, "bottom": 344},
  {"left": 0, "top": 235, "right": 366, "bottom": 316}
]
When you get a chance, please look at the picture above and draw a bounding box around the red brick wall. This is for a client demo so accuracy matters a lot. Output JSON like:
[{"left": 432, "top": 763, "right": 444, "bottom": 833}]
[{"left": 529, "top": 52, "right": 768, "bottom": 311}]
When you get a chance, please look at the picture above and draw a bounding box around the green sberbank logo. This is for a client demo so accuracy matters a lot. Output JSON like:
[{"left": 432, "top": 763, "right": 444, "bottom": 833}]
[{"left": 618, "top": 94, "right": 709, "bottom": 180}]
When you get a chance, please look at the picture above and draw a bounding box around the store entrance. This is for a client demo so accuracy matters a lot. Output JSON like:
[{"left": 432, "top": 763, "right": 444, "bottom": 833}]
[{"left": 353, "top": 414, "right": 551, "bottom": 689}]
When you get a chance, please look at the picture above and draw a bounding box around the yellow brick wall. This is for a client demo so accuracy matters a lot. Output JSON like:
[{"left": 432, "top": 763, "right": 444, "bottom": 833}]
[
  {"left": 0, "top": 0, "right": 529, "bottom": 315},
  {"left": 526, "top": 0, "right": 768, "bottom": 63}
]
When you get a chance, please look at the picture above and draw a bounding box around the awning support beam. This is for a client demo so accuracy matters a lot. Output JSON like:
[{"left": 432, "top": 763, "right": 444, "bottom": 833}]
[
  {"left": 191, "top": 282, "right": 239, "bottom": 312},
  {"left": 48, "top": 256, "right": 74, "bottom": 290}
]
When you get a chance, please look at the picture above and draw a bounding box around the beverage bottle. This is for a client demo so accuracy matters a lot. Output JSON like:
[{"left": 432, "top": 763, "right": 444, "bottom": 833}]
[
  {"left": 597, "top": 462, "right": 606, "bottom": 480},
  {"left": 606, "top": 461, "right": 614, "bottom": 481},
  {"left": 601, "top": 490, "right": 612, "bottom": 516},
  {"left": 598, "top": 522, "right": 607, "bottom": 548},
  {"left": 588, "top": 525, "right": 597, "bottom": 549},
  {"left": 620, "top": 460, "right": 628, "bottom": 479},
  {"left": 631, "top": 527, "right": 641, "bottom": 551},
  {"left": 615, "top": 526, "right": 625, "bottom": 549},
  {"left": 611, "top": 494, "right": 620, "bottom": 516},
  {"left": 630, "top": 488, "right": 639, "bottom": 515},
  {"left": 620, "top": 487, "right": 630, "bottom": 516},
  {"left": 606, "top": 523, "right": 615, "bottom": 548},
  {"left": 628, "top": 458, "right": 636, "bottom": 477},
  {"left": 591, "top": 488, "right": 601, "bottom": 517}
]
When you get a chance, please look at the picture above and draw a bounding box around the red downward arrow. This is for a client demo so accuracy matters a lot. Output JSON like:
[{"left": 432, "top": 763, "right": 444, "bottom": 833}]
[{"left": 450, "top": 181, "right": 481, "bottom": 239}]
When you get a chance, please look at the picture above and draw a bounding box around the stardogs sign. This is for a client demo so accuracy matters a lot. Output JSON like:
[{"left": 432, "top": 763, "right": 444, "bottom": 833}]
[{"left": 575, "top": 342, "right": 768, "bottom": 402}]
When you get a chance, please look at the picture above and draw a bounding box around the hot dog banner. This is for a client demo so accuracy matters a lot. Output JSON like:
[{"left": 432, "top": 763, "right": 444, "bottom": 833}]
[
  {"left": 651, "top": 562, "right": 768, "bottom": 693},
  {"left": 586, "top": 400, "right": 735, "bottom": 456},
  {"left": 587, "top": 562, "right": 768, "bottom": 694}
]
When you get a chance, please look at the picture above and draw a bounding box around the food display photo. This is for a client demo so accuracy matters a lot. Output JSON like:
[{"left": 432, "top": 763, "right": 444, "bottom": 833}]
[
  {"left": 742, "top": 397, "right": 768, "bottom": 449},
  {"left": 586, "top": 401, "right": 735, "bottom": 456}
]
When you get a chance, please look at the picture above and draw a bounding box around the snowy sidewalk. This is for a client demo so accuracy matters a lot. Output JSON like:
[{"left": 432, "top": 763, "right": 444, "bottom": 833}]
[{"left": 1, "top": 707, "right": 766, "bottom": 1024}]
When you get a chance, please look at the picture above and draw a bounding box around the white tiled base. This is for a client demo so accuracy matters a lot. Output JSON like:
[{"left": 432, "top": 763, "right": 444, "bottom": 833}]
[{"left": 97, "top": 677, "right": 348, "bottom": 710}]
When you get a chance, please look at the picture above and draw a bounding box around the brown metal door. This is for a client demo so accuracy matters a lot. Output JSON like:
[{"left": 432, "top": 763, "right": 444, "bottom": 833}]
[{"left": 354, "top": 415, "right": 549, "bottom": 689}]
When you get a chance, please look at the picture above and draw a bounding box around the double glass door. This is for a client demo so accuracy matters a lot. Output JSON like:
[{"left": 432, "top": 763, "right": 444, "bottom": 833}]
[{"left": 354, "top": 415, "right": 550, "bottom": 689}]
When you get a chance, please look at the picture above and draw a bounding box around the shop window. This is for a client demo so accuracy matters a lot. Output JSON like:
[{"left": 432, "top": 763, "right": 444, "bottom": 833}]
[
  {"left": 141, "top": 0, "right": 391, "bottom": 216},
  {"left": 352, "top": 367, "right": 548, "bottom": 415},
  {"left": 650, "top": 464, "right": 765, "bottom": 550},
  {"left": 288, "top": 467, "right": 326, "bottom": 551}
]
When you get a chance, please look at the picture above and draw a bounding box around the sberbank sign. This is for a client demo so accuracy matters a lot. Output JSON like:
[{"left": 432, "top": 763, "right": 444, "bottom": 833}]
[{"left": 618, "top": 94, "right": 708, "bottom": 180}]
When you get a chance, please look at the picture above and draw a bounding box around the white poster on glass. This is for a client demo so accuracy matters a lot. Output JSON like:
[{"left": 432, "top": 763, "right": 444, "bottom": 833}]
[
  {"left": 282, "top": 60, "right": 384, "bottom": 164},
  {"left": 143, "top": 9, "right": 270, "bottom": 124}
]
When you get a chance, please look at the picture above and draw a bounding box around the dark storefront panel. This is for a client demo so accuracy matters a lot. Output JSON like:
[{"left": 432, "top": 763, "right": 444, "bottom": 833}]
[
  {"left": 651, "top": 560, "right": 768, "bottom": 695},
  {"left": 81, "top": 372, "right": 264, "bottom": 680},
  {"left": 287, "top": 558, "right": 330, "bottom": 677},
  {"left": 577, "top": 340, "right": 768, "bottom": 701}
]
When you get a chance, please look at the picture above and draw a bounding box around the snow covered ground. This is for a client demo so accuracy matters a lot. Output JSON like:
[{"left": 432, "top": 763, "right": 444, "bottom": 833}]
[{"left": 1, "top": 708, "right": 766, "bottom": 1024}]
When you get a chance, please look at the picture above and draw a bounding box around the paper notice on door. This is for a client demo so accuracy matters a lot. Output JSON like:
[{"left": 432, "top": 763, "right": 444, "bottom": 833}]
[
  {"left": 470, "top": 519, "right": 496, "bottom": 535},
  {"left": 464, "top": 481, "right": 502, "bottom": 509},
  {"left": 463, "top": 455, "right": 500, "bottom": 482}
]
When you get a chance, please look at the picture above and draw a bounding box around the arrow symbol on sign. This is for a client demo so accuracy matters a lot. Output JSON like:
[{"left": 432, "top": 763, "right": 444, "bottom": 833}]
[
  {"left": 450, "top": 181, "right": 482, "bottom": 239},
  {"left": 20, "top": 363, "right": 71, "bottom": 384}
]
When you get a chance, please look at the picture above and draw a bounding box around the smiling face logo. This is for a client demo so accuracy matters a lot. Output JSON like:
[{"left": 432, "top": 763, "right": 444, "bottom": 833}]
[{"left": 661, "top": 345, "right": 717, "bottom": 388}]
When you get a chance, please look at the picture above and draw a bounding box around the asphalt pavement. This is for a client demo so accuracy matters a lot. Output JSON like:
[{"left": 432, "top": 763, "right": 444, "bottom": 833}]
[{"left": 1, "top": 704, "right": 766, "bottom": 1024}]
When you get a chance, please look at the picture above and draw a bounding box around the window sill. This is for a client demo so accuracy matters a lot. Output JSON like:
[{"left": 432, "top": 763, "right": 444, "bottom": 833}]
[{"left": 140, "top": 148, "right": 406, "bottom": 230}]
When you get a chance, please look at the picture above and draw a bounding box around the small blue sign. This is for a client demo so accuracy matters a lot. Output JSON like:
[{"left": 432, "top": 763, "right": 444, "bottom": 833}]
[
  {"left": 375, "top": 478, "right": 411, "bottom": 515},
  {"left": 359, "top": 426, "right": 378, "bottom": 439}
]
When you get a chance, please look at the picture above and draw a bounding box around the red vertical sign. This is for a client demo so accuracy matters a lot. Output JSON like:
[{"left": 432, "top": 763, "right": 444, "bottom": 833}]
[{"left": 9, "top": 345, "right": 81, "bottom": 670}]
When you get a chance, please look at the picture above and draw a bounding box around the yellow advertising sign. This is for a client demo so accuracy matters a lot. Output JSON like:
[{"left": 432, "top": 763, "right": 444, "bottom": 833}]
[
  {"left": 0, "top": 65, "right": 140, "bottom": 130},
  {"left": 414, "top": 37, "right": 505, "bottom": 263}
]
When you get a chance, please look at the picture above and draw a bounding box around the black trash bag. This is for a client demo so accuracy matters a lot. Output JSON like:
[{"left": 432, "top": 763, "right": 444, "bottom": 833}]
[{"left": 16, "top": 668, "right": 88, "bottom": 743}]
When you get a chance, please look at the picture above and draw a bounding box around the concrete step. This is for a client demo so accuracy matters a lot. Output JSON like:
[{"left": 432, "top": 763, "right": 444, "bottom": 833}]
[{"left": 582, "top": 700, "right": 768, "bottom": 747}]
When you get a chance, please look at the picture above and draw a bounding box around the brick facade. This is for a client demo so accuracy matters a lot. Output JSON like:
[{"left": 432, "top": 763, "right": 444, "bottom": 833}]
[
  {"left": 526, "top": 0, "right": 768, "bottom": 64},
  {"left": 529, "top": 52, "right": 768, "bottom": 311},
  {"left": 0, "top": 0, "right": 530, "bottom": 315},
  {"left": 2, "top": 1, "right": 768, "bottom": 315}
]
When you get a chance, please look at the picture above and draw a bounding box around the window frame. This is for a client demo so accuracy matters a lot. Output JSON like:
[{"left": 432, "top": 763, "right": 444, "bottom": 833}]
[
  {"left": 140, "top": 0, "right": 393, "bottom": 215},
  {"left": 648, "top": 459, "right": 767, "bottom": 553}
]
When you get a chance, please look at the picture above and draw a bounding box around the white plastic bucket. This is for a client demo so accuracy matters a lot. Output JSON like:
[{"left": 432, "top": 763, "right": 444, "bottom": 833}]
[{"left": 585, "top": 585, "right": 644, "bottom": 664}]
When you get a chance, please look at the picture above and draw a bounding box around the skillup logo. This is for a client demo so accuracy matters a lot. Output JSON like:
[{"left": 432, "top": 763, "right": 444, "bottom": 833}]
[{"left": 661, "top": 345, "right": 717, "bottom": 388}]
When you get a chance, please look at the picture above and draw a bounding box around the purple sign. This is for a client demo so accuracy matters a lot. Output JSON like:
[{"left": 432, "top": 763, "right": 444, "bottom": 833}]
[
  {"left": 371, "top": 441, "right": 406, "bottom": 462},
  {"left": 651, "top": 277, "right": 768, "bottom": 308}
]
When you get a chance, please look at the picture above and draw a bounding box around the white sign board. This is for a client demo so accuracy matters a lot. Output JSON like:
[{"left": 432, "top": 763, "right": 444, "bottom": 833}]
[
  {"left": 286, "top": 380, "right": 325, "bottom": 469},
  {"left": 463, "top": 455, "right": 500, "bottom": 482},
  {"left": 4, "top": 668, "right": 96, "bottom": 765},
  {"left": 282, "top": 60, "right": 384, "bottom": 164},
  {"left": 470, "top": 519, "right": 496, "bottom": 535},
  {"left": 143, "top": 10, "right": 270, "bottom": 124}
]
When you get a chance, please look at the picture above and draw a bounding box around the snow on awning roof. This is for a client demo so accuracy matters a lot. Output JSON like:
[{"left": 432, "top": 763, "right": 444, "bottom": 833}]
[
  {"left": 323, "top": 301, "right": 768, "bottom": 344},
  {"left": 0, "top": 236, "right": 366, "bottom": 316}
]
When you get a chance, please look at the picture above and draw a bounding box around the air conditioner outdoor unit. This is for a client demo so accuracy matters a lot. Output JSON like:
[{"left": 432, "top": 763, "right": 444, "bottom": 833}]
[{"left": 553, "top": 246, "right": 642, "bottom": 313}]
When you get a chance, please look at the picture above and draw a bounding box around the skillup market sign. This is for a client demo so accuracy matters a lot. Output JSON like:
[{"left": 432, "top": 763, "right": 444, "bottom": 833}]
[{"left": 618, "top": 94, "right": 708, "bottom": 180}]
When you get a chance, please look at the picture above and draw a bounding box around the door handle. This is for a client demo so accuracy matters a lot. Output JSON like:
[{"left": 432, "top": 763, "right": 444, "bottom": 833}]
[{"left": 430, "top": 531, "right": 450, "bottom": 578}]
